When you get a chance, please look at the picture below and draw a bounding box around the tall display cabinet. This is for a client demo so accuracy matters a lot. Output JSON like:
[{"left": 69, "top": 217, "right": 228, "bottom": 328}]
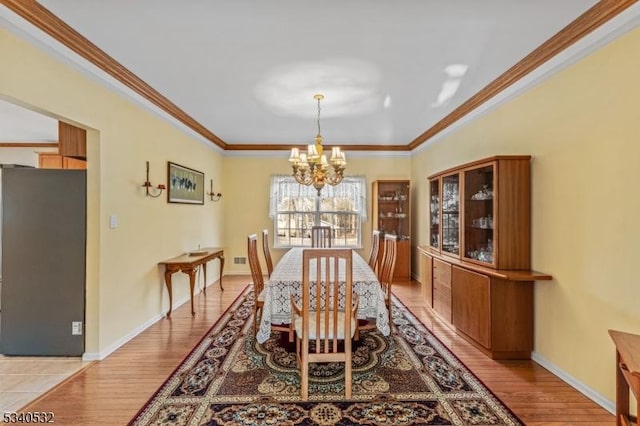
[
  {"left": 372, "top": 180, "right": 410, "bottom": 280},
  {"left": 420, "top": 156, "right": 551, "bottom": 359}
]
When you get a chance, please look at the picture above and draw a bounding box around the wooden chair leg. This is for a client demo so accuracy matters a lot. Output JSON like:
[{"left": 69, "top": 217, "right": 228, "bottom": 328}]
[
  {"left": 301, "top": 341, "right": 309, "bottom": 401},
  {"left": 345, "top": 342, "right": 352, "bottom": 400}
]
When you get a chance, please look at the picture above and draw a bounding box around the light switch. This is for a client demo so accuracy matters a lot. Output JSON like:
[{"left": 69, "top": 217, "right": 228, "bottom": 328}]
[{"left": 109, "top": 214, "right": 118, "bottom": 229}]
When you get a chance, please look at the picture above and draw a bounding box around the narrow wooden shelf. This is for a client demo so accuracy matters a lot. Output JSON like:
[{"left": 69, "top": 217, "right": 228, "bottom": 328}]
[{"left": 418, "top": 246, "right": 552, "bottom": 282}]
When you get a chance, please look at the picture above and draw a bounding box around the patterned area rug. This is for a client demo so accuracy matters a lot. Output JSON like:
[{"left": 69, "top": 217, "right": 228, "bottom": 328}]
[{"left": 129, "top": 286, "right": 523, "bottom": 425}]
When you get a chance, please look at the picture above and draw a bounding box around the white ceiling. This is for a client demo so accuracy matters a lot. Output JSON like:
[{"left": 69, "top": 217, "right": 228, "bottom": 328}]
[
  {"left": 0, "top": 0, "right": 629, "bottom": 148},
  {"left": 0, "top": 99, "right": 57, "bottom": 142}
]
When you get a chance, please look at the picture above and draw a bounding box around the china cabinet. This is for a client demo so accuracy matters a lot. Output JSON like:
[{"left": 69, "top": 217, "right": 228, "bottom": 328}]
[
  {"left": 428, "top": 156, "right": 530, "bottom": 270},
  {"left": 372, "top": 180, "right": 410, "bottom": 280},
  {"left": 421, "top": 156, "right": 551, "bottom": 359}
]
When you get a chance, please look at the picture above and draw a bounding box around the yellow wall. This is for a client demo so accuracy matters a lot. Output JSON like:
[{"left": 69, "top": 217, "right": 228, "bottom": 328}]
[
  {"left": 222, "top": 155, "right": 411, "bottom": 274},
  {"left": 411, "top": 27, "right": 640, "bottom": 401},
  {"left": 0, "top": 29, "right": 225, "bottom": 357}
]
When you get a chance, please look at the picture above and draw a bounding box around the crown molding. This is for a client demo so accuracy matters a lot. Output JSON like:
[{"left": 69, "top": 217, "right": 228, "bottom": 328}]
[
  {"left": 224, "top": 143, "right": 410, "bottom": 152},
  {"left": 408, "top": 0, "right": 639, "bottom": 151},
  {"left": 0, "top": 0, "right": 227, "bottom": 150}
]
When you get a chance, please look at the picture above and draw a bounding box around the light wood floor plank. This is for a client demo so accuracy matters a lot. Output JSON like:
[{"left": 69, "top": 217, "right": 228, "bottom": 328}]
[{"left": 16, "top": 276, "right": 613, "bottom": 425}]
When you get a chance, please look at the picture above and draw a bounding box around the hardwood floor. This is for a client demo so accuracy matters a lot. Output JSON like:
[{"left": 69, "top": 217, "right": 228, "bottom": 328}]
[{"left": 16, "top": 275, "right": 613, "bottom": 425}]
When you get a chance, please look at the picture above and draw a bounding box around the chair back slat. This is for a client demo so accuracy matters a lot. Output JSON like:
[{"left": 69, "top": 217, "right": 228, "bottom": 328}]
[
  {"left": 262, "top": 229, "right": 274, "bottom": 278},
  {"left": 311, "top": 226, "right": 332, "bottom": 248},
  {"left": 367, "top": 230, "right": 381, "bottom": 273},
  {"left": 379, "top": 234, "right": 397, "bottom": 302},
  {"left": 247, "top": 234, "right": 264, "bottom": 296}
]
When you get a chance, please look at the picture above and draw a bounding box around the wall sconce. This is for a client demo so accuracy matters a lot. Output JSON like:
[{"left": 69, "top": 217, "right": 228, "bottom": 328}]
[
  {"left": 207, "top": 179, "right": 222, "bottom": 202},
  {"left": 142, "top": 161, "right": 166, "bottom": 198}
]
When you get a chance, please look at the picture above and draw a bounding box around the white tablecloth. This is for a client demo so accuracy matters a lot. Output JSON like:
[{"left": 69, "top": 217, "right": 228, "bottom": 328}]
[{"left": 256, "top": 248, "right": 390, "bottom": 343}]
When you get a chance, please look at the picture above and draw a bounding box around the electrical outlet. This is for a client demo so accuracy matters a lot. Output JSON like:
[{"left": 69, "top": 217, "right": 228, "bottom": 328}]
[{"left": 72, "top": 321, "right": 83, "bottom": 335}]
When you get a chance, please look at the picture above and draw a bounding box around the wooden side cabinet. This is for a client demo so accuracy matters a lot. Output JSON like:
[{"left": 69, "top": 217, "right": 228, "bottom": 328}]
[
  {"left": 609, "top": 329, "right": 640, "bottom": 426},
  {"left": 417, "top": 245, "right": 550, "bottom": 360}
]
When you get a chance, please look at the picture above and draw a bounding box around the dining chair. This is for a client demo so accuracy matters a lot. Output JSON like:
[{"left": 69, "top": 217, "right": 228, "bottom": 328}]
[
  {"left": 379, "top": 234, "right": 398, "bottom": 326},
  {"left": 261, "top": 229, "right": 274, "bottom": 278},
  {"left": 367, "top": 230, "right": 381, "bottom": 274},
  {"left": 250, "top": 233, "right": 291, "bottom": 339},
  {"left": 290, "top": 248, "right": 359, "bottom": 400},
  {"left": 247, "top": 234, "right": 265, "bottom": 333},
  {"left": 311, "top": 225, "right": 332, "bottom": 247}
]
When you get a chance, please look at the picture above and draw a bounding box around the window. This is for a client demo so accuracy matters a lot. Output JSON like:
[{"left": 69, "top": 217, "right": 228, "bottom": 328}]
[{"left": 269, "top": 176, "right": 367, "bottom": 248}]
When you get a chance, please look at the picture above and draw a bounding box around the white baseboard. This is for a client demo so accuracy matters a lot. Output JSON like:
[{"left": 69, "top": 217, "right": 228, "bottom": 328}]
[
  {"left": 82, "top": 293, "right": 192, "bottom": 361},
  {"left": 531, "top": 351, "right": 614, "bottom": 415}
]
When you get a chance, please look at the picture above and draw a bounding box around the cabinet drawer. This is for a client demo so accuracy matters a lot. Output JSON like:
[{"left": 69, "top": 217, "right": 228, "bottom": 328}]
[
  {"left": 433, "top": 259, "right": 451, "bottom": 285},
  {"left": 433, "top": 278, "right": 451, "bottom": 298},
  {"left": 433, "top": 286, "right": 452, "bottom": 322}
]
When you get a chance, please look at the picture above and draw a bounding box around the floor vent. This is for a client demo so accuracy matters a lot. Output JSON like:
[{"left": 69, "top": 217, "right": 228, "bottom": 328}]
[{"left": 234, "top": 257, "right": 246, "bottom": 264}]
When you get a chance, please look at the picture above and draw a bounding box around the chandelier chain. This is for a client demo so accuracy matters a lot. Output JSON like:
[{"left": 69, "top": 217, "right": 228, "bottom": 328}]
[{"left": 316, "top": 96, "right": 322, "bottom": 136}]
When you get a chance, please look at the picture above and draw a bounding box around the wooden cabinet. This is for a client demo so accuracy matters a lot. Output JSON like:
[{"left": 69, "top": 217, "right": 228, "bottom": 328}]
[
  {"left": 38, "top": 153, "right": 86, "bottom": 170},
  {"left": 428, "top": 156, "right": 531, "bottom": 270},
  {"left": 372, "top": 180, "right": 411, "bottom": 280},
  {"left": 418, "top": 247, "right": 548, "bottom": 359},
  {"left": 58, "top": 121, "right": 87, "bottom": 159},
  {"left": 451, "top": 266, "right": 536, "bottom": 358},
  {"left": 38, "top": 153, "right": 63, "bottom": 169},
  {"left": 420, "top": 155, "right": 551, "bottom": 359},
  {"left": 452, "top": 266, "right": 491, "bottom": 349}
]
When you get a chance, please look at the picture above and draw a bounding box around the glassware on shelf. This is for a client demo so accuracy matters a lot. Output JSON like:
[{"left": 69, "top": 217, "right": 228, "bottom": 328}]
[
  {"left": 471, "top": 184, "right": 494, "bottom": 200},
  {"left": 472, "top": 214, "right": 493, "bottom": 229}
]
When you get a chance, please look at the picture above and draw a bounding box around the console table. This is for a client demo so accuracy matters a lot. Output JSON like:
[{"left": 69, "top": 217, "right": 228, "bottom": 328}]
[
  {"left": 159, "top": 247, "right": 224, "bottom": 317},
  {"left": 609, "top": 329, "right": 640, "bottom": 426}
]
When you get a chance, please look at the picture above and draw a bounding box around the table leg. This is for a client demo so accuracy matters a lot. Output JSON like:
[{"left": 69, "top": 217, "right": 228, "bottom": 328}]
[
  {"left": 616, "top": 351, "right": 629, "bottom": 426},
  {"left": 202, "top": 263, "right": 207, "bottom": 295},
  {"left": 187, "top": 268, "right": 197, "bottom": 316},
  {"left": 164, "top": 270, "right": 174, "bottom": 318},
  {"left": 219, "top": 254, "right": 225, "bottom": 291}
]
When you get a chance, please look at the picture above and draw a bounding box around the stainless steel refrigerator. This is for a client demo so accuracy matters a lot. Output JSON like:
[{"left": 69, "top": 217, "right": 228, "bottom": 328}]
[{"left": 0, "top": 166, "right": 86, "bottom": 356}]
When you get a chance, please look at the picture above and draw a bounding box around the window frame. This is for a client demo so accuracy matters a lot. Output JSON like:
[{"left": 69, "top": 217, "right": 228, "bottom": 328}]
[{"left": 270, "top": 176, "right": 365, "bottom": 249}]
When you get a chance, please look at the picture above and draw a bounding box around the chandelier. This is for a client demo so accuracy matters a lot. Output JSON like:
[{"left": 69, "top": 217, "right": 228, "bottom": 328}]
[{"left": 288, "top": 94, "right": 347, "bottom": 195}]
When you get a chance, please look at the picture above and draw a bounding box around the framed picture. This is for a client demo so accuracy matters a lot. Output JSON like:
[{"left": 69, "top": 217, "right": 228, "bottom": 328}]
[{"left": 167, "top": 162, "right": 204, "bottom": 204}]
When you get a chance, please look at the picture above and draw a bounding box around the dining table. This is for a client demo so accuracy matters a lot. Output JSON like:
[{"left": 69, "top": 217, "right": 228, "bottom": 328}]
[{"left": 256, "top": 247, "right": 390, "bottom": 344}]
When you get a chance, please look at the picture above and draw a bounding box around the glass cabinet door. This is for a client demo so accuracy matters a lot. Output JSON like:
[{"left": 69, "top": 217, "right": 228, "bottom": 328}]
[
  {"left": 429, "top": 179, "right": 440, "bottom": 249},
  {"left": 463, "top": 163, "right": 494, "bottom": 264},
  {"left": 441, "top": 173, "right": 460, "bottom": 256}
]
